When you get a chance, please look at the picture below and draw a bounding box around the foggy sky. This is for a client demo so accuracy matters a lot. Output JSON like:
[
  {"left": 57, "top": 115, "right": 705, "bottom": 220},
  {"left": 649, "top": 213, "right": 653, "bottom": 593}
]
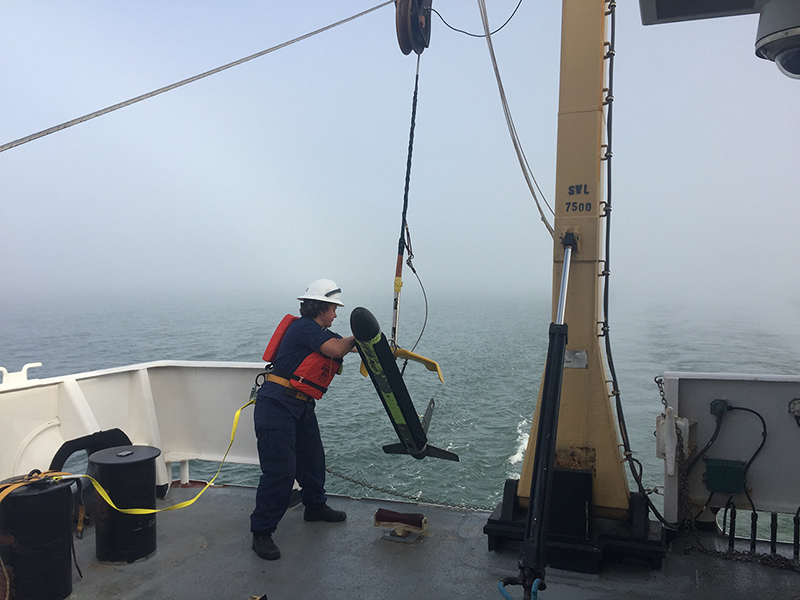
[{"left": 1, "top": 1, "right": 798, "bottom": 316}]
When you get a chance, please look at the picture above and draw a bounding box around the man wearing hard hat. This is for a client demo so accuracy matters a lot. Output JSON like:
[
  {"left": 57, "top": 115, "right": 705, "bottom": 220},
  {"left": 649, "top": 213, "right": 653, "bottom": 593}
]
[{"left": 250, "top": 279, "right": 357, "bottom": 561}]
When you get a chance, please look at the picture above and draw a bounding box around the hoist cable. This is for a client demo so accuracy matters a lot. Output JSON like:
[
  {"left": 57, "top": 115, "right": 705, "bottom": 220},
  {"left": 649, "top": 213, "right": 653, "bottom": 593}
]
[
  {"left": 399, "top": 55, "right": 421, "bottom": 265},
  {"left": 477, "top": 0, "right": 554, "bottom": 237},
  {"left": 432, "top": 0, "right": 524, "bottom": 38},
  {"left": 0, "top": 1, "right": 394, "bottom": 154},
  {"left": 392, "top": 53, "right": 430, "bottom": 356}
]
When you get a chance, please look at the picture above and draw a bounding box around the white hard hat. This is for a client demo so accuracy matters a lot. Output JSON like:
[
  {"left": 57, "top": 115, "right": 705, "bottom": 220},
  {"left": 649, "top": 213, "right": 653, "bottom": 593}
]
[{"left": 298, "top": 279, "right": 344, "bottom": 307}]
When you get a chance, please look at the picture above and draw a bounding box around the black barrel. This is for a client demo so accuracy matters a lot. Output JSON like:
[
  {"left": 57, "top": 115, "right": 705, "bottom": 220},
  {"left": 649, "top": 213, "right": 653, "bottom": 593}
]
[
  {"left": 0, "top": 476, "right": 73, "bottom": 600},
  {"left": 88, "top": 445, "right": 161, "bottom": 563}
]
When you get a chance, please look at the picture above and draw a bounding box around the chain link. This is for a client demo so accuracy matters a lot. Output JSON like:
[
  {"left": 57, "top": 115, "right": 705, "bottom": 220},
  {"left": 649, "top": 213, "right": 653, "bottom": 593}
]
[
  {"left": 325, "top": 467, "right": 494, "bottom": 511},
  {"left": 672, "top": 401, "right": 800, "bottom": 571},
  {"left": 655, "top": 375, "right": 668, "bottom": 410}
]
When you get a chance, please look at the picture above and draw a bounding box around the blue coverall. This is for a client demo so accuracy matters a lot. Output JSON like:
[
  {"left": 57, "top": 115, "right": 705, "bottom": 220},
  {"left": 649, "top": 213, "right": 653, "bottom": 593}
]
[{"left": 250, "top": 316, "right": 341, "bottom": 535}]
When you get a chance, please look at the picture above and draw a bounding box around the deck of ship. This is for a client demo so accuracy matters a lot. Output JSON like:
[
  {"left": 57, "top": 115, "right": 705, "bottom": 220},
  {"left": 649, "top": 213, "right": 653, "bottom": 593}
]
[{"left": 65, "top": 484, "right": 800, "bottom": 600}]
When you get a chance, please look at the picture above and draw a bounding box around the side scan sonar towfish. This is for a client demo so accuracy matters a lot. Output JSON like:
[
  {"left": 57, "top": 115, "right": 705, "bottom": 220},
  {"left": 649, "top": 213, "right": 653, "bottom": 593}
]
[{"left": 350, "top": 306, "right": 459, "bottom": 462}]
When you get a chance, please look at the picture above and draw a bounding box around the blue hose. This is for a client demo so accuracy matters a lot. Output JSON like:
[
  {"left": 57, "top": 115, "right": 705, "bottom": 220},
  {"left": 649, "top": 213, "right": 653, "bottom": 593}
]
[
  {"left": 497, "top": 578, "right": 543, "bottom": 600},
  {"left": 497, "top": 581, "right": 514, "bottom": 600}
]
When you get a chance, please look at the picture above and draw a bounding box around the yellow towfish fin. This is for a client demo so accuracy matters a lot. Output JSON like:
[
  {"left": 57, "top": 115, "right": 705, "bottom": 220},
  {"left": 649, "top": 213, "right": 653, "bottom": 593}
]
[
  {"left": 360, "top": 348, "right": 444, "bottom": 384},
  {"left": 392, "top": 349, "right": 444, "bottom": 383}
]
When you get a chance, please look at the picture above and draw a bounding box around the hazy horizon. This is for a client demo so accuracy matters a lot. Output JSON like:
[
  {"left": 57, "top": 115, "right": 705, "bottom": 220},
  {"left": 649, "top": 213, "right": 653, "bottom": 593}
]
[{"left": 2, "top": 2, "right": 798, "bottom": 324}]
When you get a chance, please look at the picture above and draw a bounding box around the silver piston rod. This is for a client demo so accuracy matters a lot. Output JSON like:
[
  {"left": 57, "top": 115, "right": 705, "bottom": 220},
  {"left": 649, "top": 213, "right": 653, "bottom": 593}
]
[{"left": 556, "top": 233, "right": 576, "bottom": 325}]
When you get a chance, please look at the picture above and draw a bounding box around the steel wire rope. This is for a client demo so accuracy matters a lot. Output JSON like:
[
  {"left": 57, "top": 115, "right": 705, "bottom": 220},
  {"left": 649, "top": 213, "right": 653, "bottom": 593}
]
[
  {"left": 396, "top": 54, "right": 430, "bottom": 366},
  {"left": 476, "top": 0, "right": 555, "bottom": 237},
  {"left": 0, "top": 1, "right": 394, "bottom": 154},
  {"left": 399, "top": 56, "right": 420, "bottom": 250}
]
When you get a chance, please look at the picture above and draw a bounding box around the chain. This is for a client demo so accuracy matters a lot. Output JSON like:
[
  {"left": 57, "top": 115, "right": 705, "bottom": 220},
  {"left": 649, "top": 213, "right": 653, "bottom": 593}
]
[
  {"left": 673, "top": 408, "right": 800, "bottom": 571},
  {"left": 675, "top": 428, "right": 694, "bottom": 529},
  {"left": 655, "top": 375, "right": 668, "bottom": 410},
  {"left": 683, "top": 513, "right": 800, "bottom": 571},
  {"left": 325, "top": 468, "right": 494, "bottom": 511}
]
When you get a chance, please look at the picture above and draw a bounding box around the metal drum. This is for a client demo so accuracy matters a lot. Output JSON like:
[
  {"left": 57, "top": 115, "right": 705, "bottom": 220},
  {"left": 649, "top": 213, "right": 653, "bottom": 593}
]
[
  {"left": 88, "top": 445, "right": 161, "bottom": 563},
  {"left": 0, "top": 475, "right": 73, "bottom": 600}
]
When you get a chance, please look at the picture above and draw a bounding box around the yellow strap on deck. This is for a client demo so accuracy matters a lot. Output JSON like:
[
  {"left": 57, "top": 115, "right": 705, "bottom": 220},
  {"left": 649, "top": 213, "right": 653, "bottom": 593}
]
[
  {"left": 74, "top": 396, "right": 256, "bottom": 515},
  {"left": 3, "top": 397, "right": 257, "bottom": 517}
]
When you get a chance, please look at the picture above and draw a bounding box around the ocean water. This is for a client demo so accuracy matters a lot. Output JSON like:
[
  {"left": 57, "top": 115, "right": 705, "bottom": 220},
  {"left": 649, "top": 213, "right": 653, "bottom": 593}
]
[{"left": 2, "top": 289, "right": 800, "bottom": 514}]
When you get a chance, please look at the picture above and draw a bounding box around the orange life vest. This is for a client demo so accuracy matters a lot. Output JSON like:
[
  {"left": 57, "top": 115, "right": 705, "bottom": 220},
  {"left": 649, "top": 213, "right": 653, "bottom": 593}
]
[{"left": 262, "top": 314, "right": 343, "bottom": 400}]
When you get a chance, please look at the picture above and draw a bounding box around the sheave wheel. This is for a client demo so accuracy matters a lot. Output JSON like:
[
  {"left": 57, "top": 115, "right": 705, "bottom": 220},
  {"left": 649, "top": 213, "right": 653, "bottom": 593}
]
[{"left": 396, "top": 0, "right": 432, "bottom": 56}]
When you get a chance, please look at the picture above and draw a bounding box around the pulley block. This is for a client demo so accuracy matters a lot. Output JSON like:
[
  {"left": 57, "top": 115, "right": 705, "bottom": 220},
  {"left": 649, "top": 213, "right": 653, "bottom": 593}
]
[{"left": 396, "top": 0, "right": 432, "bottom": 56}]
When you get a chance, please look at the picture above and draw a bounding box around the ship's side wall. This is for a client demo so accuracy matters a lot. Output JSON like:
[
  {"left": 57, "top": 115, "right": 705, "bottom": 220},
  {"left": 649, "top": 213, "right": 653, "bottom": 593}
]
[{"left": 0, "top": 361, "right": 264, "bottom": 484}]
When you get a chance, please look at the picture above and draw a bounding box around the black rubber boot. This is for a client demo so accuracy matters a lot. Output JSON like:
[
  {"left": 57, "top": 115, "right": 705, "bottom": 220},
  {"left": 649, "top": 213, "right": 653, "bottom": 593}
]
[
  {"left": 303, "top": 504, "right": 347, "bottom": 522},
  {"left": 252, "top": 532, "right": 281, "bottom": 560}
]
